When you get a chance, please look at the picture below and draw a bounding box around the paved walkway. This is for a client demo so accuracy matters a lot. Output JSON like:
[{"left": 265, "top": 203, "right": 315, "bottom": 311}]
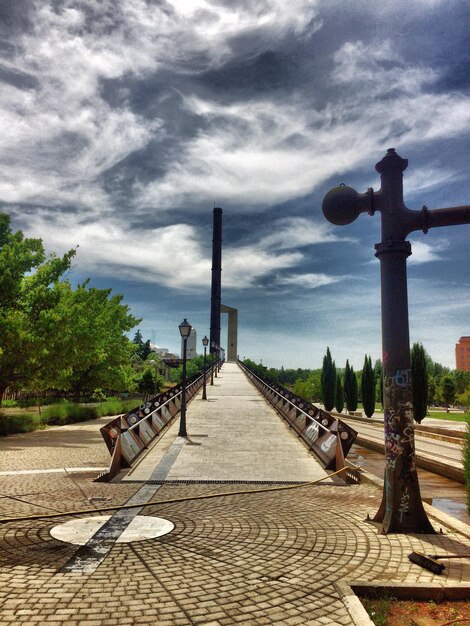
[
  {"left": 0, "top": 363, "right": 468, "bottom": 625},
  {"left": 126, "top": 363, "right": 327, "bottom": 483}
]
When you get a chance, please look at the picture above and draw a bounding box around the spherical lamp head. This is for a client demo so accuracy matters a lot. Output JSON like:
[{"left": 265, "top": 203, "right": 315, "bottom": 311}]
[{"left": 322, "top": 185, "right": 362, "bottom": 226}]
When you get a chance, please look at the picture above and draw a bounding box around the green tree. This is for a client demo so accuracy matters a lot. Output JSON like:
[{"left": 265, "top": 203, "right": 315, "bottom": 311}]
[
  {"left": 293, "top": 379, "right": 311, "bottom": 399},
  {"left": 132, "top": 331, "right": 154, "bottom": 361},
  {"left": 321, "top": 347, "right": 336, "bottom": 412},
  {"left": 344, "top": 360, "right": 358, "bottom": 412},
  {"left": 59, "top": 280, "right": 140, "bottom": 400},
  {"left": 171, "top": 354, "right": 207, "bottom": 384},
  {"left": 455, "top": 370, "right": 470, "bottom": 395},
  {"left": 138, "top": 370, "right": 156, "bottom": 399},
  {"left": 140, "top": 339, "right": 152, "bottom": 361},
  {"left": 411, "top": 342, "right": 428, "bottom": 423},
  {"left": 334, "top": 373, "right": 344, "bottom": 413},
  {"left": 441, "top": 375, "right": 456, "bottom": 408},
  {"left": 427, "top": 375, "right": 436, "bottom": 406},
  {"left": 374, "top": 359, "right": 383, "bottom": 406},
  {"left": 0, "top": 214, "right": 76, "bottom": 404},
  {"left": 361, "top": 355, "right": 375, "bottom": 417},
  {"left": 132, "top": 330, "right": 144, "bottom": 351}
]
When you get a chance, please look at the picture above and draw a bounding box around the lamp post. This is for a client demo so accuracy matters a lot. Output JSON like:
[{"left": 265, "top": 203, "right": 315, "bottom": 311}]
[
  {"left": 148, "top": 359, "right": 160, "bottom": 396},
  {"left": 210, "top": 344, "right": 215, "bottom": 386},
  {"left": 202, "top": 336, "right": 209, "bottom": 400},
  {"left": 322, "top": 148, "right": 470, "bottom": 534},
  {"left": 213, "top": 342, "right": 218, "bottom": 378},
  {"left": 178, "top": 318, "right": 192, "bottom": 437}
]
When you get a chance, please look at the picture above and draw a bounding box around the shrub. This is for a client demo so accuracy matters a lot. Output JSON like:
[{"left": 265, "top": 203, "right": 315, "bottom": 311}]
[
  {"left": 41, "top": 401, "right": 98, "bottom": 425},
  {"left": 1, "top": 400, "right": 19, "bottom": 408},
  {"left": 0, "top": 413, "right": 42, "bottom": 435},
  {"left": 96, "top": 400, "right": 122, "bottom": 417},
  {"left": 0, "top": 398, "right": 143, "bottom": 436}
]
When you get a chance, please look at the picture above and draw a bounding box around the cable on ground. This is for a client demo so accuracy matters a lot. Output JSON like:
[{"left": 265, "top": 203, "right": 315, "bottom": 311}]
[{"left": 0, "top": 467, "right": 351, "bottom": 524}]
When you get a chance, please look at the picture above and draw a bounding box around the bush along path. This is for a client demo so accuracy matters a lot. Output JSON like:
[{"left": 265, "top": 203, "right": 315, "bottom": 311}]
[{"left": 0, "top": 398, "right": 140, "bottom": 436}]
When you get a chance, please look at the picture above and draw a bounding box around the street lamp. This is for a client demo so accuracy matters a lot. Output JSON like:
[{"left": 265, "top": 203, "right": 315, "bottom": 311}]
[
  {"left": 202, "top": 336, "right": 209, "bottom": 400},
  {"left": 178, "top": 318, "right": 192, "bottom": 437}
]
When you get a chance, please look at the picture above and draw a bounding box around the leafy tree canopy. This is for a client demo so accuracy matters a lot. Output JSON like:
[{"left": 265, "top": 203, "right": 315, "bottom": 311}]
[{"left": 0, "top": 213, "right": 140, "bottom": 403}]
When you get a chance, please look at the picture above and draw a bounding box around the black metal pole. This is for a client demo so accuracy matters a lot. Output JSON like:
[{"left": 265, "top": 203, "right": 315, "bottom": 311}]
[
  {"left": 202, "top": 346, "right": 207, "bottom": 400},
  {"left": 210, "top": 352, "right": 214, "bottom": 386},
  {"left": 322, "top": 148, "right": 470, "bottom": 534},
  {"left": 210, "top": 208, "right": 222, "bottom": 356},
  {"left": 178, "top": 337, "right": 188, "bottom": 437},
  {"left": 371, "top": 152, "right": 433, "bottom": 532}
]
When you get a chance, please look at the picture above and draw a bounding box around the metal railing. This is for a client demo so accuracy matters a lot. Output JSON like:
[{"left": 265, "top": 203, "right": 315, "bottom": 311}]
[
  {"left": 238, "top": 360, "right": 360, "bottom": 483},
  {"left": 96, "top": 362, "right": 219, "bottom": 482}
]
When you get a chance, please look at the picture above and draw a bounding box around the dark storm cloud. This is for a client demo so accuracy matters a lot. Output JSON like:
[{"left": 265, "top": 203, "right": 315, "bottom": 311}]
[{"left": 0, "top": 0, "right": 469, "bottom": 366}]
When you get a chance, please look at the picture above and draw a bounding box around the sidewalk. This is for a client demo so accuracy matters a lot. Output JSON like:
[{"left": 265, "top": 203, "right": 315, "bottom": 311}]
[
  {"left": 125, "top": 362, "right": 328, "bottom": 483},
  {"left": 0, "top": 363, "right": 468, "bottom": 625}
]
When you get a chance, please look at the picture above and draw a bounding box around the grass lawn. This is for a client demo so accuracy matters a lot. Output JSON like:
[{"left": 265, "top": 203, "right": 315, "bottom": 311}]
[{"left": 425, "top": 411, "right": 469, "bottom": 423}]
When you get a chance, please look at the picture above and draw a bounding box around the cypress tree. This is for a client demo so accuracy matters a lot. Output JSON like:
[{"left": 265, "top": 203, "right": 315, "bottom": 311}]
[
  {"left": 350, "top": 365, "right": 358, "bottom": 412},
  {"left": 361, "top": 355, "right": 376, "bottom": 417},
  {"left": 411, "top": 342, "right": 428, "bottom": 423},
  {"left": 374, "top": 358, "right": 384, "bottom": 407},
  {"left": 344, "top": 360, "right": 357, "bottom": 412},
  {"left": 334, "top": 372, "right": 344, "bottom": 413},
  {"left": 321, "top": 347, "right": 336, "bottom": 412}
]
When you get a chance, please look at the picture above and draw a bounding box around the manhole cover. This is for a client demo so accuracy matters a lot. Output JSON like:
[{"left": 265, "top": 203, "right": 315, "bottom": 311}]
[{"left": 50, "top": 515, "right": 174, "bottom": 545}]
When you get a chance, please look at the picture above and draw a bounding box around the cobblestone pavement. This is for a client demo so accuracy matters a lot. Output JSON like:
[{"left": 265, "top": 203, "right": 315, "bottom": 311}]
[
  {"left": 0, "top": 366, "right": 469, "bottom": 625},
  {"left": 0, "top": 417, "right": 111, "bottom": 472}
]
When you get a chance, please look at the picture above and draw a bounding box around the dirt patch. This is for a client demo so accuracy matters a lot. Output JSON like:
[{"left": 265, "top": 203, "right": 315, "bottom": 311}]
[{"left": 362, "top": 598, "right": 470, "bottom": 625}]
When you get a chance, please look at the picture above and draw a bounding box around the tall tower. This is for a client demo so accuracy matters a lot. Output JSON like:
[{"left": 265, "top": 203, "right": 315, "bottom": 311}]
[
  {"left": 210, "top": 207, "right": 222, "bottom": 354},
  {"left": 182, "top": 327, "right": 197, "bottom": 359}
]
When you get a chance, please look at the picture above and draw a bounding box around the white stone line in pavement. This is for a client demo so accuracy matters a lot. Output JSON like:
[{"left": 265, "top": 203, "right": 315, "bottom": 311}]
[{"left": 0, "top": 467, "right": 107, "bottom": 476}]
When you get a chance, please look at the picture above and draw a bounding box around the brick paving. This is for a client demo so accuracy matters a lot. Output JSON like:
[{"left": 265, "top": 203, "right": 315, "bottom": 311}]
[{"left": 0, "top": 363, "right": 469, "bottom": 625}]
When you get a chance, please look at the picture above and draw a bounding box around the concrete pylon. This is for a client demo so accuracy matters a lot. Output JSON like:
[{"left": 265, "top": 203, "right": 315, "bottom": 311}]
[{"left": 221, "top": 304, "right": 238, "bottom": 362}]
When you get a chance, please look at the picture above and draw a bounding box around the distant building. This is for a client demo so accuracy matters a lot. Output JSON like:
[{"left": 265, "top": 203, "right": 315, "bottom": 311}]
[
  {"left": 182, "top": 327, "right": 197, "bottom": 359},
  {"left": 455, "top": 337, "right": 470, "bottom": 371},
  {"left": 150, "top": 343, "right": 170, "bottom": 356}
]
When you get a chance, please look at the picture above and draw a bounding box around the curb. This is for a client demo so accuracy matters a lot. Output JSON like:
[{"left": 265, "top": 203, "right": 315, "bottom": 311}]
[
  {"left": 354, "top": 434, "right": 464, "bottom": 484},
  {"left": 336, "top": 411, "right": 466, "bottom": 441},
  {"left": 337, "top": 581, "right": 470, "bottom": 626},
  {"left": 359, "top": 469, "right": 470, "bottom": 539}
]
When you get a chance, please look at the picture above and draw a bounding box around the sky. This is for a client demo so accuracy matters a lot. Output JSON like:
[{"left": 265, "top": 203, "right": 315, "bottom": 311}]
[{"left": 1, "top": 0, "right": 469, "bottom": 370}]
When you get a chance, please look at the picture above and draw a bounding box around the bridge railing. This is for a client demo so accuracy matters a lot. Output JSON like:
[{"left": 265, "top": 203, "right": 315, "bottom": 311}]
[
  {"left": 96, "top": 361, "right": 219, "bottom": 482},
  {"left": 238, "top": 360, "right": 360, "bottom": 483}
]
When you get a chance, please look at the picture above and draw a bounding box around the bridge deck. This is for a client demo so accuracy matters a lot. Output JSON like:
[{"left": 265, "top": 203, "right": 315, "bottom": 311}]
[{"left": 125, "top": 362, "right": 328, "bottom": 483}]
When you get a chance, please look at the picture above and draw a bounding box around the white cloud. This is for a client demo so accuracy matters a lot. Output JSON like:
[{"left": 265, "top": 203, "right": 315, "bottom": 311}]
[
  {"left": 2, "top": 5, "right": 469, "bottom": 217},
  {"left": 136, "top": 41, "right": 470, "bottom": 209},
  {"left": 0, "top": 1, "right": 319, "bottom": 212},
  {"left": 259, "top": 217, "right": 355, "bottom": 250},
  {"left": 276, "top": 272, "right": 342, "bottom": 288},
  {"left": 224, "top": 246, "right": 302, "bottom": 288},
  {"left": 408, "top": 240, "right": 449, "bottom": 264},
  {"left": 16, "top": 211, "right": 341, "bottom": 292},
  {"left": 331, "top": 40, "right": 438, "bottom": 95},
  {"left": 404, "top": 168, "right": 458, "bottom": 195}
]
